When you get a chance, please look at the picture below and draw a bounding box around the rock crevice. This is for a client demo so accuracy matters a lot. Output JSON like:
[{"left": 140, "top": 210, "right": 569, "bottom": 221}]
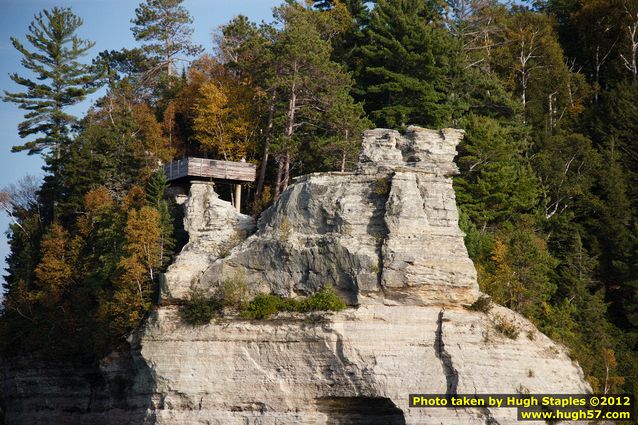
[{"left": 435, "top": 309, "right": 459, "bottom": 397}]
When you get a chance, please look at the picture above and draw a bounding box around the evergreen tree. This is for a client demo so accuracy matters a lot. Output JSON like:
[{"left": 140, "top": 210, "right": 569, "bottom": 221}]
[
  {"left": 56, "top": 82, "right": 173, "bottom": 221},
  {"left": 454, "top": 115, "right": 539, "bottom": 228},
  {"left": 533, "top": 132, "right": 599, "bottom": 220},
  {"left": 356, "top": 0, "right": 454, "bottom": 128},
  {"left": 131, "top": 0, "right": 203, "bottom": 77},
  {"left": 312, "top": 0, "right": 370, "bottom": 69},
  {"left": 479, "top": 220, "right": 558, "bottom": 324},
  {"left": 3, "top": 7, "right": 100, "bottom": 166},
  {"left": 491, "top": 10, "right": 589, "bottom": 128},
  {"left": 145, "top": 170, "right": 176, "bottom": 269}
]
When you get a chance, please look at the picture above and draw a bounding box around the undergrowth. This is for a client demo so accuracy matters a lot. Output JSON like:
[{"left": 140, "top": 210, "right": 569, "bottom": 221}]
[{"left": 179, "top": 282, "right": 347, "bottom": 324}]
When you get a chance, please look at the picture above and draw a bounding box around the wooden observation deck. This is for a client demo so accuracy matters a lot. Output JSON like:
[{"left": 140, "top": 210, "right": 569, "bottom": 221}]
[
  {"left": 164, "top": 157, "right": 256, "bottom": 212},
  {"left": 164, "top": 157, "right": 256, "bottom": 184}
]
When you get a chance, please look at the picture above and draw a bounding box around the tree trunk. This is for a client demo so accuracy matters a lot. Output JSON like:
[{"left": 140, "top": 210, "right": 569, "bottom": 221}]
[
  {"left": 274, "top": 156, "right": 284, "bottom": 201},
  {"left": 280, "top": 63, "right": 297, "bottom": 194},
  {"left": 340, "top": 129, "right": 349, "bottom": 172},
  {"left": 256, "top": 90, "right": 277, "bottom": 200},
  {"left": 282, "top": 151, "right": 291, "bottom": 192}
]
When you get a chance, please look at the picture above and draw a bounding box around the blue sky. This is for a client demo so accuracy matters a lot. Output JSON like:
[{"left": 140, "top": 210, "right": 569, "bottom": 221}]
[{"left": 0, "top": 0, "right": 280, "bottom": 294}]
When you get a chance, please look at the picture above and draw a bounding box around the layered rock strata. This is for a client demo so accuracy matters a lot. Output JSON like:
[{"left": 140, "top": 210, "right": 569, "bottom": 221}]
[{"left": 1, "top": 127, "right": 592, "bottom": 425}]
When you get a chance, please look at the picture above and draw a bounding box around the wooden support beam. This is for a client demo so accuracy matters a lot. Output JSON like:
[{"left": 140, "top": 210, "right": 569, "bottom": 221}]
[{"left": 234, "top": 184, "right": 241, "bottom": 213}]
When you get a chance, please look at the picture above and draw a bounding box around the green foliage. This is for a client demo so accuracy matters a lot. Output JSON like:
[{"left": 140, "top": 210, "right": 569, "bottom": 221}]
[
  {"left": 297, "top": 285, "right": 347, "bottom": 312},
  {"left": 533, "top": 131, "right": 599, "bottom": 220},
  {"left": 1, "top": 0, "right": 638, "bottom": 403},
  {"left": 479, "top": 219, "right": 558, "bottom": 325},
  {"left": 3, "top": 7, "right": 101, "bottom": 159},
  {"left": 356, "top": 0, "right": 454, "bottom": 128},
  {"left": 455, "top": 115, "right": 538, "bottom": 228},
  {"left": 240, "top": 293, "right": 283, "bottom": 320},
  {"left": 179, "top": 289, "right": 221, "bottom": 326},
  {"left": 220, "top": 274, "right": 248, "bottom": 309},
  {"left": 131, "top": 0, "right": 202, "bottom": 77},
  {"left": 240, "top": 285, "right": 347, "bottom": 320},
  {"left": 0, "top": 89, "right": 178, "bottom": 358},
  {"left": 145, "top": 170, "right": 176, "bottom": 268},
  {"left": 372, "top": 177, "right": 391, "bottom": 197},
  {"left": 467, "top": 295, "right": 493, "bottom": 314}
]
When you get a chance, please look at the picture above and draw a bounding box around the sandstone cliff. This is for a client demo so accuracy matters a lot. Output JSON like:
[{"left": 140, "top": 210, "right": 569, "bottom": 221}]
[{"left": 2, "top": 127, "right": 591, "bottom": 425}]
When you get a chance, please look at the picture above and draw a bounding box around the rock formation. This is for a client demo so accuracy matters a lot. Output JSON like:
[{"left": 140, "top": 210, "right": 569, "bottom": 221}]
[
  {"left": 1, "top": 127, "right": 591, "bottom": 425},
  {"left": 163, "top": 126, "right": 478, "bottom": 306}
]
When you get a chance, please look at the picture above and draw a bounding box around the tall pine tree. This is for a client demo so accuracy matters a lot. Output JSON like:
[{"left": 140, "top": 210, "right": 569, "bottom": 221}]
[
  {"left": 3, "top": 7, "right": 100, "bottom": 167},
  {"left": 131, "top": 0, "right": 203, "bottom": 77},
  {"left": 356, "top": 0, "right": 454, "bottom": 128}
]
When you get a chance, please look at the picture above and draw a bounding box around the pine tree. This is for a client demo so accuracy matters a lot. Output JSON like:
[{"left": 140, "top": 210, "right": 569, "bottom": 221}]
[
  {"left": 131, "top": 0, "right": 202, "bottom": 77},
  {"left": 480, "top": 220, "right": 558, "bottom": 325},
  {"left": 454, "top": 115, "right": 539, "bottom": 228},
  {"left": 356, "top": 0, "right": 454, "bottom": 128},
  {"left": 312, "top": 0, "right": 370, "bottom": 68},
  {"left": 318, "top": 90, "right": 371, "bottom": 172},
  {"left": 533, "top": 131, "right": 599, "bottom": 220},
  {"left": 3, "top": 7, "right": 100, "bottom": 165},
  {"left": 491, "top": 10, "right": 589, "bottom": 127},
  {"left": 145, "top": 170, "right": 176, "bottom": 269}
]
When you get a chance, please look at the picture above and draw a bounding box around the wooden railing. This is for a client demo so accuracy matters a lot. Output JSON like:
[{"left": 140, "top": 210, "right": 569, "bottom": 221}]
[{"left": 164, "top": 157, "right": 256, "bottom": 183}]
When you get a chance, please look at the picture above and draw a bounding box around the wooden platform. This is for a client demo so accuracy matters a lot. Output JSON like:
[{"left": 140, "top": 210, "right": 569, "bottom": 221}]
[{"left": 164, "top": 157, "right": 256, "bottom": 184}]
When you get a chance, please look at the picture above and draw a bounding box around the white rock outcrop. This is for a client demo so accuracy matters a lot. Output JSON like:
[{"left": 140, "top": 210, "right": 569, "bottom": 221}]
[
  {"left": 1, "top": 127, "right": 592, "bottom": 425},
  {"left": 160, "top": 181, "right": 256, "bottom": 300},
  {"left": 162, "top": 126, "right": 479, "bottom": 306}
]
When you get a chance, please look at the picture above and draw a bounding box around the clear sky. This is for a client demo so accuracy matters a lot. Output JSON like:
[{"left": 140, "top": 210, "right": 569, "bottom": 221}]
[{"left": 0, "top": 0, "right": 280, "bottom": 295}]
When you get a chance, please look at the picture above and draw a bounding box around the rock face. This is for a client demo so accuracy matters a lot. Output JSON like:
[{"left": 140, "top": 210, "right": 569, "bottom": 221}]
[
  {"left": 160, "top": 181, "right": 256, "bottom": 301},
  {"left": 163, "top": 126, "right": 478, "bottom": 306},
  {"left": 1, "top": 127, "right": 591, "bottom": 425}
]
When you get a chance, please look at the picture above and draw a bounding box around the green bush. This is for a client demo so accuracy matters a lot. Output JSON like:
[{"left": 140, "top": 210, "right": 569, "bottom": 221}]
[
  {"left": 299, "top": 285, "right": 347, "bottom": 312},
  {"left": 240, "top": 285, "right": 347, "bottom": 320},
  {"left": 467, "top": 295, "right": 493, "bottom": 313},
  {"left": 179, "top": 289, "right": 221, "bottom": 326},
  {"left": 240, "top": 294, "right": 283, "bottom": 319},
  {"left": 372, "top": 177, "right": 390, "bottom": 196},
  {"left": 221, "top": 274, "right": 248, "bottom": 308}
]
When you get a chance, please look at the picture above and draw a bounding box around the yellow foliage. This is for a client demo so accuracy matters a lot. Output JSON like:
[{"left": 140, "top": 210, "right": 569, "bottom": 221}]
[
  {"left": 78, "top": 187, "right": 115, "bottom": 237},
  {"left": 163, "top": 55, "right": 261, "bottom": 159},
  {"left": 84, "top": 186, "right": 114, "bottom": 212},
  {"left": 100, "top": 206, "right": 162, "bottom": 338},
  {"left": 601, "top": 348, "right": 625, "bottom": 393},
  {"left": 192, "top": 78, "right": 258, "bottom": 160},
  {"left": 130, "top": 103, "right": 174, "bottom": 179},
  {"left": 480, "top": 238, "right": 516, "bottom": 308},
  {"left": 34, "top": 224, "right": 75, "bottom": 304},
  {"left": 122, "top": 206, "right": 162, "bottom": 280},
  {"left": 122, "top": 185, "right": 146, "bottom": 211}
]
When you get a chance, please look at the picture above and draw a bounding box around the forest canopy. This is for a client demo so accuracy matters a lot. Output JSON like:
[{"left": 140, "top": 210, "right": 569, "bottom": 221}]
[{"left": 1, "top": 0, "right": 637, "bottom": 406}]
